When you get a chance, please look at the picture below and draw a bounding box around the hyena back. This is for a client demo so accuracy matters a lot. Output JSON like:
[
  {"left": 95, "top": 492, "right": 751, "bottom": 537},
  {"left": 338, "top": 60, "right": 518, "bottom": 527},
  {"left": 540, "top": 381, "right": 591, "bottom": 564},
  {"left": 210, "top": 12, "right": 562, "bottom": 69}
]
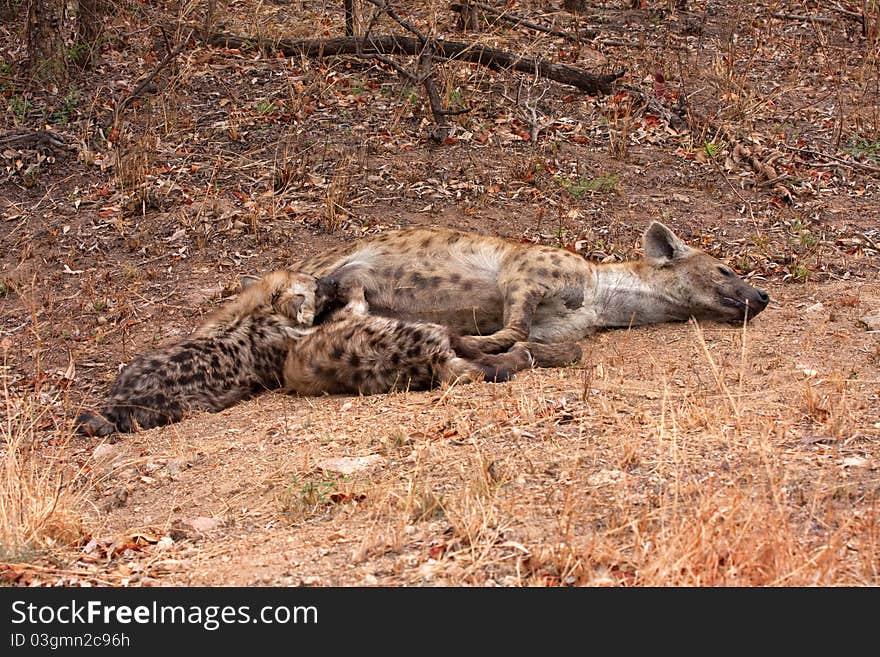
[
  {"left": 76, "top": 271, "right": 338, "bottom": 437},
  {"left": 292, "top": 221, "right": 770, "bottom": 354}
]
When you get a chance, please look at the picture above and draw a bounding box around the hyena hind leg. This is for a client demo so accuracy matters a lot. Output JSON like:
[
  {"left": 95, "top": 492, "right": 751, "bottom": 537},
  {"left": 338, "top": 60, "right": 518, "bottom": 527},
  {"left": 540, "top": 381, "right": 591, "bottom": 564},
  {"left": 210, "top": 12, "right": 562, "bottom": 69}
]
[
  {"left": 513, "top": 341, "right": 583, "bottom": 368},
  {"left": 437, "top": 356, "right": 516, "bottom": 385},
  {"left": 445, "top": 335, "right": 527, "bottom": 382}
]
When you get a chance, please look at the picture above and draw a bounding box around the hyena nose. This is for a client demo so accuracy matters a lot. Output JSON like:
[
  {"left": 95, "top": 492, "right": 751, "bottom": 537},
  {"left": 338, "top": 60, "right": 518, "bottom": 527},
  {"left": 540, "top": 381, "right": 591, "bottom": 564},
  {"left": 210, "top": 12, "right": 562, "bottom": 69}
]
[
  {"left": 317, "top": 277, "right": 338, "bottom": 296},
  {"left": 746, "top": 288, "right": 769, "bottom": 316}
]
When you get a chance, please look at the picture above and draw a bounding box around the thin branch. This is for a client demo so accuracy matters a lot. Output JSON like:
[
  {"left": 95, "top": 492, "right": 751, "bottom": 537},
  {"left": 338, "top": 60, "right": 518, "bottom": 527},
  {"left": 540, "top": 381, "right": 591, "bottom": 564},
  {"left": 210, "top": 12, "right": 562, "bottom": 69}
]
[
  {"left": 361, "top": 0, "right": 428, "bottom": 44},
  {"left": 0, "top": 129, "right": 71, "bottom": 150},
  {"left": 770, "top": 12, "right": 836, "bottom": 24},
  {"left": 114, "top": 30, "right": 194, "bottom": 125},
  {"left": 366, "top": 52, "right": 419, "bottom": 82},
  {"left": 781, "top": 143, "right": 880, "bottom": 175},
  {"left": 449, "top": 1, "right": 598, "bottom": 41},
  {"left": 818, "top": 0, "right": 865, "bottom": 21},
  {"left": 344, "top": 0, "right": 355, "bottom": 37}
]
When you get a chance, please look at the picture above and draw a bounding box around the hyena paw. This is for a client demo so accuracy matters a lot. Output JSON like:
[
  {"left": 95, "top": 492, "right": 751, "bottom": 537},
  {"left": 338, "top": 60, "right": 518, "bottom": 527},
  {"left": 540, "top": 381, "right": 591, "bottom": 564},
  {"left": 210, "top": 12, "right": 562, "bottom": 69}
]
[
  {"left": 513, "top": 341, "right": 582, "bottom": 368},
  {"left": 75, "top": 411, "right": 117, "bottom": 437}
]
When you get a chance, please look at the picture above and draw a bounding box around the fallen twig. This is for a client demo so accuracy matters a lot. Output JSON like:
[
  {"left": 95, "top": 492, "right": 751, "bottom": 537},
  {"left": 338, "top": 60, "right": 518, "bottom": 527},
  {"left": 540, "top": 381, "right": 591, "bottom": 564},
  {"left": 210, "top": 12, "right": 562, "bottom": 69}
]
[
  {"left": 114, "top": 30, "right": 195, "bottom": 127},
  {"left": 0, "top": 129, "right": 71, "bottom": 151},
  {"left": 770, "top": 12, "right": 836, "bottom": 24},
  {"left": 449, "top": 1, "right": 598, "bottom": 41},
  {"left": 781, "top": 143, "right": 880, "bottom": 175},
  {"left": 362, "top": 0, "right": 427, "bottom": 43}
]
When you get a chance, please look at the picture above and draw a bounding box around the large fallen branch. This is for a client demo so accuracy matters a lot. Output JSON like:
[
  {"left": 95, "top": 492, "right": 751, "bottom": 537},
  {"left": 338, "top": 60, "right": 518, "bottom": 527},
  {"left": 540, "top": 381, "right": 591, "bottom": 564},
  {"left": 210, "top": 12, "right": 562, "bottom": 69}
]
[
  {"left": 0, "top": 129, "right": 71, "bottom": 150},
  {"left": 207, "top": 33, "right": 624, "bottom": 95}
]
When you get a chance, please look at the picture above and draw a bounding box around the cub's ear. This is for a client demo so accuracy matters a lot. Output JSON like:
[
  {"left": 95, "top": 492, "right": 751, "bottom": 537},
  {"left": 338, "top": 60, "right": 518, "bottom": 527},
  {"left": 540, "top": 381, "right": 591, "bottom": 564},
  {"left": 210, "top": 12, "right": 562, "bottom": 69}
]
[
  {"left": 239, "top": 274, "right": 261, "bottom": 290},
  {"left": 643, "top": 221, "right": 694, "bottom": 263},
  {"left": 285, "top": 294, "right": 307, "bottom": 322}
]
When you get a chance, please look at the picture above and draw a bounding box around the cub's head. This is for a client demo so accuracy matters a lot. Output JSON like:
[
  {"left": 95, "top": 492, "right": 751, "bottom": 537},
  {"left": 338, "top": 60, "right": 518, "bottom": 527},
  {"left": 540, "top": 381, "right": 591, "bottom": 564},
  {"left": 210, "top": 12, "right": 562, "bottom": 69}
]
[
  {"left": 239, "top": 270, "right": 340, "bottom": 326},
  {"left": 643, "top": 221, "right": 770, "bottom": 323}
]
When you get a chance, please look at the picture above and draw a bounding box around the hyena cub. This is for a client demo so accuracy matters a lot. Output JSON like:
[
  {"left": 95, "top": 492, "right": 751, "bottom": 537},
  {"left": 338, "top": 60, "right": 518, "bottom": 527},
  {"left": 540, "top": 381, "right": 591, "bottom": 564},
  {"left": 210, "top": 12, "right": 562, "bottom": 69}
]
[
  {"left": 75, "top": 271, "right": 338, "bottom": 437},
  {"left": 282, "top": 287, "right": 579, "bottom": 396}
]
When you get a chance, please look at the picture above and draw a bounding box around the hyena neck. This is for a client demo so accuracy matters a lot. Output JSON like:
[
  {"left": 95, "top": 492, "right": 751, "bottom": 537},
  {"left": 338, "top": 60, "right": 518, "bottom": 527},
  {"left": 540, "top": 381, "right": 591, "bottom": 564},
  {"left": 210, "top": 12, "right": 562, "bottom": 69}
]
[{"left": 591, "top": 262, "right": 689, "bottom": 327}]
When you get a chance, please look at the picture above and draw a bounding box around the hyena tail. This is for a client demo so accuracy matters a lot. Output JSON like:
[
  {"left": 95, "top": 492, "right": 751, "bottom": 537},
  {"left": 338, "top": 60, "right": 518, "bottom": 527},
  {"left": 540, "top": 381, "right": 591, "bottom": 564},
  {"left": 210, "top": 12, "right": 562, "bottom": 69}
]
[{"left": 75, "top": 410, "right": 118, "bottom": 437}]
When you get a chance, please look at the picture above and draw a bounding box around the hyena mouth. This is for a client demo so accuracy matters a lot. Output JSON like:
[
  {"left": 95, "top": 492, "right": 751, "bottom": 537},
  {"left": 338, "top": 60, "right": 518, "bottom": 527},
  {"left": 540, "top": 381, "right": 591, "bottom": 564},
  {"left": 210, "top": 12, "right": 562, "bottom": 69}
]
[
  {"left": 721, "top": 296, "right": 747, "bottom": 310},
  {"left": 720, "top": 295, "right": 766, "bottom": 321}
]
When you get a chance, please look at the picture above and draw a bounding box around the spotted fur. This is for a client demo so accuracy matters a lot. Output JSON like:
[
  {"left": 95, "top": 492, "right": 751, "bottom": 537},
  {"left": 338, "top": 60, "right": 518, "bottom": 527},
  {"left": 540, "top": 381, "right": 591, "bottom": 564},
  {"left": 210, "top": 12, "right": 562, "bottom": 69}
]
[
  {"left": 291, "top": 221, "right": 770, "bottom": 355},
  {"left": 282, "top": 292, "right": 577, "bottom": 395},
  {"left": 75, "top": 271, "right": 338, "bottom": 437}
]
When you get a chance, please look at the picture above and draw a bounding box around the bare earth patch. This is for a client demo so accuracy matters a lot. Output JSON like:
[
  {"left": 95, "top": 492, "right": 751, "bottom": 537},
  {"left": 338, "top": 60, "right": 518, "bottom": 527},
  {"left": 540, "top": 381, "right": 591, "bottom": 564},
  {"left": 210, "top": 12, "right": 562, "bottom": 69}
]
[{"left": 1, "top": 1, "right": 879, "bottom": 586}]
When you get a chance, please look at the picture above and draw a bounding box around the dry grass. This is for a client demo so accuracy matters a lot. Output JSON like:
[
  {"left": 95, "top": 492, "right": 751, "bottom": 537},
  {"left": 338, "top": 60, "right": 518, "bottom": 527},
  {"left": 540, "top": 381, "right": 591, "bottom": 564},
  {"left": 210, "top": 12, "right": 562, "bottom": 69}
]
[
  {"left": 0, "top": 341, "right": 86, "bottom": 562},
  {"left": 45, "top": 281, "right": 874, "bottom": 587},
  {"left": 2, "top": 1, "right": 880, "bottom": 586}
]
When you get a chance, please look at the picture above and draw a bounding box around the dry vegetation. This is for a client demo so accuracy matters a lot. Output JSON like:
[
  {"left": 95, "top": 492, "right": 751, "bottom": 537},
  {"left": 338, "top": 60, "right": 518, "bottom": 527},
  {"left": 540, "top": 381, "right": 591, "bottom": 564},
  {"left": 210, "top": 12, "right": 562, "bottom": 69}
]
[{"left": 1, "top": 1, "right": 879, "bottom": 586}]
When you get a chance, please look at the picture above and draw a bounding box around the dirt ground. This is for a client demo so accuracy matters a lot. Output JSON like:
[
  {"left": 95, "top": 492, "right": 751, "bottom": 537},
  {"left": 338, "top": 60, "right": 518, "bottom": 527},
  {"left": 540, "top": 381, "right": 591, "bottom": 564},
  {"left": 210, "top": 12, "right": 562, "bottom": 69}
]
[{"left": 1, "top": 1, "right": 879, "bottom": 586}]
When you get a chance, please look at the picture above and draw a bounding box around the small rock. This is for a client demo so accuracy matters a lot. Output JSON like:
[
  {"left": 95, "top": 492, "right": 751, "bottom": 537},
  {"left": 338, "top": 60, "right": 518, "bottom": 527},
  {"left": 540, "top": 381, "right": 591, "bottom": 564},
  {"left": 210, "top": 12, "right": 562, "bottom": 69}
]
[
  {"left": 316, "top": 455, "right": 384, "bottom": 475},
  {"left": 842, "top": 456, "right": 870, "bottom": 468},
  {"left": 188, "top": 516, "right": 222, "bottom": 532},
  {"left": 587, "top": 469, "right": 626, "bottom": 486},
  {"left": 157, "top": 536, "right": 175, "bottom": 550},
  {"left": 101, "top": 487, "right": 129, "bottom": 511},
  {"left": 805, "top": 302, "right": 824, "bottom": 314},
  {"left": 92, "top": 443, "right": 117, "bottom": 461},
  {"left": 858, "top": 309, "right": 880, "bottom": 331},
  {"left": 165, "top": 459, "right": 184, "bottom": 476}
]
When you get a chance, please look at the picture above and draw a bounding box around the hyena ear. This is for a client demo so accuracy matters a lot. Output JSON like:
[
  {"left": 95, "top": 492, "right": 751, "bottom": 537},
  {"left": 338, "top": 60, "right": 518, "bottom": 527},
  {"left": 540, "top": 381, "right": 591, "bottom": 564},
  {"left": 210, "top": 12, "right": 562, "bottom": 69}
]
[
  {"left": 239, "top": 275, "right": 261, "bottom": 290},
  {"left": 282, "top": 294, "right": 315, "bottom": 326},
  {"left": 285, "top": 294, "right": 307, "bottom": 322},
  {"left": 643, "top": 221, "right": 694, "bottom": 263}
]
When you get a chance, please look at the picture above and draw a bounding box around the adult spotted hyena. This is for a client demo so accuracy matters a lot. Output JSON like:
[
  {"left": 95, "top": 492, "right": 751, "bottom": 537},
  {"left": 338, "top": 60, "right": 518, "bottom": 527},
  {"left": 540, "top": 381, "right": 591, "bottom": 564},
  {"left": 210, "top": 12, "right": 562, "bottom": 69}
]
[
  {"left": 292, "top": 221, "right": 770, "bottom": 354},
  {"left": 282, "top": 292, "right": 577, "bottom": 396},
  {"left": 75, "top": 270, "right": 338, "bottom": 437}
]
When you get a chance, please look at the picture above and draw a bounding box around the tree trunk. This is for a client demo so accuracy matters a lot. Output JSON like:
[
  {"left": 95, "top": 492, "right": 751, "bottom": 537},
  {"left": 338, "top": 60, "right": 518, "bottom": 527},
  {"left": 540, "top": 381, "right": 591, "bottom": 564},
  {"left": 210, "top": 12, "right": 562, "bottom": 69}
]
[{"left": 27, "top": 0, "right": 71, "bottom": 81}]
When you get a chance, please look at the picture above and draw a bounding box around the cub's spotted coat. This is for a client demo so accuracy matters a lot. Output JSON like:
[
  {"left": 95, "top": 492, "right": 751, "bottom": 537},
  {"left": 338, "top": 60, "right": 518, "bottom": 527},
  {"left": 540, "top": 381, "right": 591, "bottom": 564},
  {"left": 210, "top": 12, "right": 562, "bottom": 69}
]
[
  {"left": 75, "top": 271, "right": 336, "bottom": 437},
  {"left": 283, "top": 292, "right": 577, "bottom": 395},
  {"left": 77, "top": 273, "right": 569, "bottom": 436}
]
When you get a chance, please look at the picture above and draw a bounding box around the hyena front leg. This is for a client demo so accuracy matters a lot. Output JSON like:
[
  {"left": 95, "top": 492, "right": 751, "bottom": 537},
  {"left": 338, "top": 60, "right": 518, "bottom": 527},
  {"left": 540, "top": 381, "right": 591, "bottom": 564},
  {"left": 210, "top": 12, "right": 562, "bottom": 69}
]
[
  {"left": 341, "top": 283, "right": 369, "bottom": 315},
  {"left": 453, "top": 341, "right": 580, "bottom": 377},
  {"left": 457, "top": 287, "right": 544, "bottom": 354}
]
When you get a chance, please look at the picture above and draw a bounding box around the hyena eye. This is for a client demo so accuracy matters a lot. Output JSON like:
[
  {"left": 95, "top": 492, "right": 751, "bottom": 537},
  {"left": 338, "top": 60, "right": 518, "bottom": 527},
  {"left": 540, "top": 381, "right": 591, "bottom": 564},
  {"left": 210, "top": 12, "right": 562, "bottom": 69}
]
[{"left": 717, "top": 266, "right": 735, "bottom": 278}]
